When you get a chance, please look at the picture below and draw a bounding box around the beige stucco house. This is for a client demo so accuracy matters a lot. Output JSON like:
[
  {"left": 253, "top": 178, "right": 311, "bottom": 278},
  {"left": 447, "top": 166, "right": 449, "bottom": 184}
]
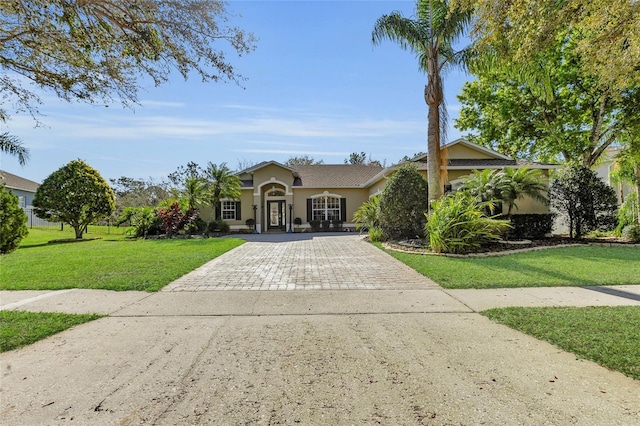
[{"left": 205, "top": 139, "right": 559, "bottom": 233}]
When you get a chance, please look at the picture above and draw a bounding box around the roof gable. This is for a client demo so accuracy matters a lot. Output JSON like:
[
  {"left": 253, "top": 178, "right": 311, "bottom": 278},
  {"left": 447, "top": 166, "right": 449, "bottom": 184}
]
[
  {"left": 411, "top": 138, "right": 513, "bottom": 162},
  {"left": 0, "top": 170, "right": 39, "bottom": 192}
]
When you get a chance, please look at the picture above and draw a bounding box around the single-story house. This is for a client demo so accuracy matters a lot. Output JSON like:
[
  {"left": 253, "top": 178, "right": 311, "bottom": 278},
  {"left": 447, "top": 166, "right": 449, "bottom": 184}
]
[
  {"left": 0, "top": 169, "right": 39, "bottom": 210},
  {"left": 202, "top": 139, "right": 560, "bottom": 233}
]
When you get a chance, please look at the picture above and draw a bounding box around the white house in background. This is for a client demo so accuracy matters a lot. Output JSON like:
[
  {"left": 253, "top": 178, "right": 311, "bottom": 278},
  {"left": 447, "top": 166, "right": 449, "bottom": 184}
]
[
  {"left": 594, "top": 146, "right": 634, "bottom": 204},
  {"left": 0, "top": 170, "right": 39, "bottom": 210}
]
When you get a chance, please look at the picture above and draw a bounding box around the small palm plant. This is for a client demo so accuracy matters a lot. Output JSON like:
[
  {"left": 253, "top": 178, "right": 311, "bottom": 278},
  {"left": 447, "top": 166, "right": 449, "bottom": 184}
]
[
  {"left": 426, "top": 192, "right": 510, "bottom": 254},
  {"left": 499, "top": 167, "right": 548, "bottom": 215},
  {"left": 353, "top": 195, "right": 380, "bottom": 234}
]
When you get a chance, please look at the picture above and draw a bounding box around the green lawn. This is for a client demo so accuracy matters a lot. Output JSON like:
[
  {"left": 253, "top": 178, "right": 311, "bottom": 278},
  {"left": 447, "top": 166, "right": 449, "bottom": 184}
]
[
  {"left": 378, "top": 244, "right": 640, "bottom": 289},
  {"left": 483, "top": 306, "right": 640, "bottom": 380},
  {"left": 0, "top": 310, "right": 103, "bottom": 352},
  {"left": 1, "top": 228, "right": 245, "bottom": 292}
]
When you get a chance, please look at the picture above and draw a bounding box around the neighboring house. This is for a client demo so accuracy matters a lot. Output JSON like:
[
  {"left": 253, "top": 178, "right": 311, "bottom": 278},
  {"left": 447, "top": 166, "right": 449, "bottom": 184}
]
[
  {"left": 594, "top": 146, "right": 634, "bottom": 204},
  {"left": 0, "top": 169, "right": 39, "bottom": 211},
  {"left": 201, "top": 139, "right": 560, "bottom": 233}
]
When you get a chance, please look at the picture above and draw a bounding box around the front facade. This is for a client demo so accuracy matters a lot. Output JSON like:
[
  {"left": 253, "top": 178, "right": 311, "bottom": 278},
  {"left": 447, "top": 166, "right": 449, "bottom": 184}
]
[{"left": 202, "top": 139, "right": 559, "bottom": 233}]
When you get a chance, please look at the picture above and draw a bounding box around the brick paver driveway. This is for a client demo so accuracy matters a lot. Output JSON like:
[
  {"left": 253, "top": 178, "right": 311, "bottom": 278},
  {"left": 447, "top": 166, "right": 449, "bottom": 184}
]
[{"left": 163, "top": 233, "right": 438, "bottom": 291}]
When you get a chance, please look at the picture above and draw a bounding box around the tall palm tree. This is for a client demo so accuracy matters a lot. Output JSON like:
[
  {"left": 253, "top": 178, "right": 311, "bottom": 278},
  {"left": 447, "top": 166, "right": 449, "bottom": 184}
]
[
  {"left": 0, "top": 132, "right": 29, "bottom": 165},
  {"left": 372, "top": 0, "right": 472, "bottom": 203},
  {"left": 204, "top": 162, "right": 241, "bottom": 221},
  {"left": 183, "top": 177, "right": 208, "bottom": 210}
]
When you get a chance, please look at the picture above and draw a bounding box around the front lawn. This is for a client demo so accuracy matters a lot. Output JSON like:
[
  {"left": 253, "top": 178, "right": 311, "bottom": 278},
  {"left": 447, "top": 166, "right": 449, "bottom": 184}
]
[
  {"left": 378, "top": 244, "right": 640, "bottom": 289},
  {"left": 1, "top": 229, "right": 245, "bottom": 292},
  {"left": 483, "top": 306, "right": 640, "bottom": 381},
  {"left": 0, "top": 310, "right": 103, "bottom": 352}
]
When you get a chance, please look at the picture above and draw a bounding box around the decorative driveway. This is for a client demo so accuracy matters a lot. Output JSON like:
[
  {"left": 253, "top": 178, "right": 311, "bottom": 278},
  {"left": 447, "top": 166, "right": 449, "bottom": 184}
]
[{"left": 163, "top": 234, "right": 439, "bottom": 291}]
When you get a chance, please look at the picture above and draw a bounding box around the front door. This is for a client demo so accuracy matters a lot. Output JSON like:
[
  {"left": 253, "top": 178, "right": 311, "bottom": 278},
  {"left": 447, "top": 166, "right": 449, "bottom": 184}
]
[{"left": 267, "top": 200, "right": 285, "bottom": 230}]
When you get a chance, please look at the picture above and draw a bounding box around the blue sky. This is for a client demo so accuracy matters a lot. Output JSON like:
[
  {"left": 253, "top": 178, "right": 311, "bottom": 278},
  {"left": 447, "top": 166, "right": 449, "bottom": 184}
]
[{"left": 1, "top": 0, "right": 471, "bottom": 183}]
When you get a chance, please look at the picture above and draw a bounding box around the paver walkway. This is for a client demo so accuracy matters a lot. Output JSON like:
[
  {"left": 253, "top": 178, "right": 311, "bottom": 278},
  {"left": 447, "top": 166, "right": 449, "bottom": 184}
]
[{"left": 164, "top": 234, "right": 439, "bottom": 291}]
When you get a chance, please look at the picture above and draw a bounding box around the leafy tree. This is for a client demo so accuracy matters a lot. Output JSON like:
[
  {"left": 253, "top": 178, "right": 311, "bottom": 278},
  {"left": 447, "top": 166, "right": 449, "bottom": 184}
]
[
  {"left": 426, "top": 191, "right": 510, "bottom": 254},
  {"left": 452, "top": 0, "right": 639, "bottom": 92},
  {"left": 399, "top": 152, "right": 426, "bottom": 162},
  {"left": 0, "top": 184, "right": 28, "bottom": 254},
  {"left": 455, "top": 37, "right": 640, "bottom": 168},
  {"left": 550, "top": 166, "right": 618, "bottom": 239},
  {"left": 345, "top": 152, "right": 367, "bottom": 165},
  {"left": 353, "top": 195, "right": 380, "bottom": 233},
  {"left": 109, "top": 176, "right": 171, "bottom": 222},
  {"left": 0, "top": 132, "right": 29, "bottom": 165},
  {"left": 167, "top": 161, "right": 205, "bottom": 188},
  {"left": 283, "top": 155, "right": 324, "bottom": 167},
  {"left": 204, "top": 162, "right": 241, "bottom": 221},
  {"left": 373, "top": 0, "right": 472, "bottom": 202},
  {"left": 0, "top": 1, "right": 256, "bottom": 123},
  {"left": 379, "top": 165, "right": 429, "bottom": 239},
  {"left": 33, "top": 159, "right": 116, "bottom": 239}
]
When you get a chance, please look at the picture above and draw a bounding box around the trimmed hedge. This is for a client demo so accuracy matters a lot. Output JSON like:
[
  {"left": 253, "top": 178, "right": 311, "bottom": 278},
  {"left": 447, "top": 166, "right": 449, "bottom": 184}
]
[{"left": 504, "top": 214, "right": 555, "bottom": 239}]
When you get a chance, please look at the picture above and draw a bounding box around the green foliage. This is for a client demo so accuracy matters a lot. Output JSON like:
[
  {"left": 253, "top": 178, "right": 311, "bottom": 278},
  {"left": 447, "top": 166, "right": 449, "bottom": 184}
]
[
  {"left": 309, "top": 220, "right": 321, "bottom": 232},
  {"left": 550, "top": 166, "right": 618, "bottom": 239},
  {"left": 1, "top": 310, "right": 102, "bottom": 352},
  {"left": 483, "top": 306, "right": 640, "bottom": 381},
  {"left": 283, "top": 155, "right": 324, "bottom": 167},
  {"left": 353, "top": 195, "right": 380, "bottom": 233},
  {"left": 505, "top": 214, "right": 556, "bottom": 239},
  {"left": 622, "top": 224, "right": 640, "bottom": 243},
  {"left": 109, "top": 176, "right": 171, "bottom": 222},
  {"left": 367, "top": 227, "right": 386, "bottom": 242},
  {"left": 187, "top": 217, "right": 208, "bottom": 235},
  {"left": 204, "top": 162, "right": 241, "bottom": 221},
  {"left": 157, "top": 202, "right": 198, "bottom": 237},
  {"left": 208, "top": 219, "right": 230, "bottom": 234},
  {"left": 425, "top": 192, "right": 510, "bottom": 254},
  {"left": 379, "top": 165, "right": 429, "bottom": 240},
  {"left": 331, "top": 219, "right": 343, "bottom": 231},
  {"left": 0, "top": 132, "right": 29, "bottom": 165},
  {"left": 0, "top": 184, "right": 28, "bottom": 254},
  {"left": 33, "top": 159, "right": 116, "bottom": 239},
  {"left": 616, "top": 192, "right": 639, "bottom": 235},
  {"left": 117, "top": 206, "right": 160, "bottom": 238}
]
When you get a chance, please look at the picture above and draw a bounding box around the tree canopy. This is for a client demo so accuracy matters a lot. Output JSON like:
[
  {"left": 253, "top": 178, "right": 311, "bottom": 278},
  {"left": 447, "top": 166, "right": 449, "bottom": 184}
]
[
  {"left": 0, "top": 0, "right": 256, "bottom": 121},
  {"left": 452, "top": 0, "right": 640, "bottom": 92},
  {"left": 33, "top": 159, "right": 116, "bottom": 239},
  {"left": 284, "top": 155, "right": 324, "bottom": 167}
]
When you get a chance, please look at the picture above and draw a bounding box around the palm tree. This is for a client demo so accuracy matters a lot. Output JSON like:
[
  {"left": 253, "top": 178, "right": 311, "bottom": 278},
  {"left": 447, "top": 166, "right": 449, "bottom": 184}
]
[
  {"left": 498, "top": 167, "right": 548, "bottom": 215},
  {"left": 204, "top": 162, "right": 241, "bottom": 221},
  {"left": 183, "top": 177, "right": 208, "bottom": 210},
  {"left": 458, "top": 169, "right": 502, "bottom": 214},
  {"left": 0, "top": 132, "right": 29, "bottom": 165},
  {"left": 372, "top": 0, "right": 472, "bottom": 203}
]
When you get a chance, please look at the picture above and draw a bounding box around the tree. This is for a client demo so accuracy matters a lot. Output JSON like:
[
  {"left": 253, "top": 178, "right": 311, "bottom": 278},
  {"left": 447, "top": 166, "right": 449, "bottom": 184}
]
[
  {"left": 167, "top": 162, "right": 205, "bottom": 188},
  {"left": 183, "top": 177, "right": 208, "bottom": 210},
  {"left": 0, "top": 1, "right": 256, "bottom": 123},
  {"left": 373, "top": 0, "right": 472, "bottom": 202},
  {"left": 204, "top": 162, "right": 241, "bottom": 221},
  {"left": 455, "top": 37, "right": 640, "bottom": 168},
  {"left": 33, "top": 159, "right": 116, "bottom": 239},
  {"left": 0, "top": 132, "right": 29, "bottom": 165},
  {"left": 379, "top": 165, "right": 429, "bottom": 239},
  {"left": 345, "top": 152, "right": 367, "bottom": 165},
  {"left": 452, "top": 0, "right": 640, "bottom": 92},
  {"left": 109, "top": 176, "right": 171, "bottom": 222},
  {"left": 498, "top": 168, "right": 548, "bottom": 215},
  {"left": 283, "top": 155, "right": 324, "bottom": 167},
  {"left": 0, "top": 184, "right": 28, "bottom": 254},
  {"left": 550, "top": 166, "right": 618, "bottom": 239}
]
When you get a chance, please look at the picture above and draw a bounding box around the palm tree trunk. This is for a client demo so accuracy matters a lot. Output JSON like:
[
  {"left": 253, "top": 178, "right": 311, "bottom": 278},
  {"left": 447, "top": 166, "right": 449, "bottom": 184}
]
[{"left": 424, "top": 66, "right": 443, "bottom": 203}]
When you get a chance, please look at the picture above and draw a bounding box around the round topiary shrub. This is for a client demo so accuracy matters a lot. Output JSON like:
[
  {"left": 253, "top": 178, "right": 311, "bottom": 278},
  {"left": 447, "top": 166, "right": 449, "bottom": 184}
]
[{"left": 0, "top": 185, "right": 28, "bottom": 254}]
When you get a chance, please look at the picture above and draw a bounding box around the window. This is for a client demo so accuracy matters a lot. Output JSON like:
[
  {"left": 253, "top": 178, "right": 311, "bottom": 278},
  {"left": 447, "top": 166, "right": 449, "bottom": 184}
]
[
  {"left": 222, "top": 201, "right": 237, "bottom": 220},
  {"left": 18, "top": 196, "right": 26, "bottom": 209},
  {"left": 312, "top": 196, "right": 341, "bottom": 221}
]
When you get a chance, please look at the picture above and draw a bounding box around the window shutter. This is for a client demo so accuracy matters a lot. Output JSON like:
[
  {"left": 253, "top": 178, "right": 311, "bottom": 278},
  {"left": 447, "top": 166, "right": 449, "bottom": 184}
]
[
  {"left": 340, "top": 198, "right": 347, "bottom": 222},
  {"left": 235, "top": 201, "right": 241, "bottom": 220},
  {"left": 306, "top": 198, "right": 312, "bottom": 222}
]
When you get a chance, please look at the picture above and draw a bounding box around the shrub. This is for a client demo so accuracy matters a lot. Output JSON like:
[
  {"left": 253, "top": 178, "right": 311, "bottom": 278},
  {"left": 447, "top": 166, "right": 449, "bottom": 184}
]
[
  {"left": 0, "top": 185, "right": 28, "bottom": 254},
  {"left": 615, "top": 192, "right": 639, "bottom": 236},
  {"left": 321, "top": 220, "right": 331, "bottom": 231},
  {"left": 245, "top": 218, "right": 255, "bottom": 228},
  {"left": 331, "top": 219, "right": 343, "bottom": 231},
  {"left": 309, "top": 220, "right": 321, "bottom": 232},
  {"left": 208, "top": 218, "right": 230, "bottom": 234},
  {"left": 426, "top": 192, "right": 511, "bottom": 254},
  {"left": 157, "top": 202, "right": 198, "bottom": 237},
  {"left": 186, "top": 216, "right": 208, "bottom": 235},
  {"left": 550, "top": 166, "right": 618, "bottom": 239},
  {"left": 379, "top": 165, "right": 429, "bottom": 240},
  {"left": 117, "top": 206, "right": 159, "bottom": 238},
  {"left": 367, "top": 227, "right": 386, "bottom": 242},
  {"left": 622, "top": 224, "right": 640, "bottom": 242},
  {"left": 353, "top": 195, "right": 380, "bottom": 233},
  {"left": 504, "top": 214, "right": 555, "bottom": 239}
]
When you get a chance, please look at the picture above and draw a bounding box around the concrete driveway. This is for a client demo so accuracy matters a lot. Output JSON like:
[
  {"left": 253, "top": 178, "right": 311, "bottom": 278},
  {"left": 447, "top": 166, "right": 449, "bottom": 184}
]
[{"left": 1, "top": 234, "right": 639, "bottom": 425}]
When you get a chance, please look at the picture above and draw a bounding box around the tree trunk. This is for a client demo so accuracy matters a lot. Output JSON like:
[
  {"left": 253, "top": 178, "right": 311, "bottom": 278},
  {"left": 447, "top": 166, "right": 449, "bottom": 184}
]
[
  {"left": 424, "top": 68, "right": 443, "bottom": 204},
  {"left": 635, "top": 164, "right": 640, "bottom": 224},
  {"left": 74, "top": 225, "right": 83, "bottom": 239}
]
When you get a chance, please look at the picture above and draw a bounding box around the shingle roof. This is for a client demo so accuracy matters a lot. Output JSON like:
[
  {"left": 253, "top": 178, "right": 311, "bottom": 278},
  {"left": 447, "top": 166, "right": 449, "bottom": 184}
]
[
  {"left": 0, "top": 170, "right": 39, "bottom": 192},
  {"left": 447, "top": 159, "right": 518, "bottom": 167},
  {"left": 292, "top": 164, "right": 384, "bottom": 188}
]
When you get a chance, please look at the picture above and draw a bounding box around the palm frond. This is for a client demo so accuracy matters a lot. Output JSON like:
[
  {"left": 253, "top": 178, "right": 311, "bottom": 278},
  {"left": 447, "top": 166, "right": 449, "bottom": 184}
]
[{"left": 0, "top": 132, "right": 30, "bottom": 165}]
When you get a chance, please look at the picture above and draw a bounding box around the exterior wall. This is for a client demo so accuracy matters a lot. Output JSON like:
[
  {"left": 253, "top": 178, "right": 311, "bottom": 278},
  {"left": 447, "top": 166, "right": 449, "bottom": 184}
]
[
  {"left": 251, "top": 164, "right": 295, "bottom": 193},
  {"left": 446, "top": 144, "right": 494, "bottom": 160},
  {"left": 290, "top": 187, "right": 371, "bottom": 230},
  {"left": 6, "top": 188, "right": 35, "bottom": 209}
]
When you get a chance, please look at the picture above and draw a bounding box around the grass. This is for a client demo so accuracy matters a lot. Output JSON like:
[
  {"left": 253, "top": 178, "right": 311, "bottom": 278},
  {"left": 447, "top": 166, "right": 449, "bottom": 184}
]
[
  {"left": 377, "top": 243, "right": 640, "bottom": 289},
  {"left": 0, "top": 310, "right": 103, "bottom": 352},
  {"left": 483, "top": 306, "right": 640, "bottom": 381},
  {"left": 1, "top": 228, "right": 245, "bottom": 292}
]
